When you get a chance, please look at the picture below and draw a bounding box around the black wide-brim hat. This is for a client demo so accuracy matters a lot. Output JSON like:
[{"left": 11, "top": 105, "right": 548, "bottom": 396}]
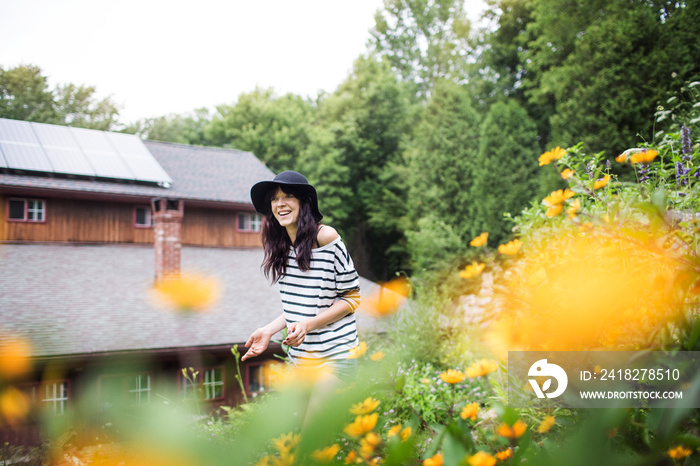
[{"left": 250, "top": 171, "right": 323, "bottom": 221}]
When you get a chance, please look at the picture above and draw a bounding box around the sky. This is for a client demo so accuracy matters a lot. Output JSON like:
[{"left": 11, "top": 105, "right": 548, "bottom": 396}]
[{"left": 1, "top": 0, "right": 486, "bottom": 124}]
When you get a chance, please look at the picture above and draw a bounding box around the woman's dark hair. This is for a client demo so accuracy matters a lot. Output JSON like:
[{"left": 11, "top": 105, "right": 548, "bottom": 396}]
[{"left": 261, "top": 185, "right": 319, "bottom": 283}]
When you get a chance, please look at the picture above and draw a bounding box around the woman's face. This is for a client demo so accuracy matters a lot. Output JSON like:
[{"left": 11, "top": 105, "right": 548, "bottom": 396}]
[{"left": 270, "top": 187, "right": 300, "bottom": 228}]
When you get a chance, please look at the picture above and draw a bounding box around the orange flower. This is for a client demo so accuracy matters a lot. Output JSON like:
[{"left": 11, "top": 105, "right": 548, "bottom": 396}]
[
  {"left": 630, "top": 149, "right": 659, "bottom": 164},
  {"left": 312, "top": 445, "right": 341, "bottom": 462},
  {"left": 350, "top": 397, "right": 380, "bottom": 415},
  {"left": 543, "top": 188, "right": 575, "bottom": 206},
  {"left": 667, "top": 445, "right": 693, "bottom": 460},
  {"left": 567, "top": 199, "right": 581, "bottom": 220},
  {"left": 460, "top": 262, "right": 485, "bottom": 279},
  {"left": 560, "top": 168, "right": 574, "bottom": 180},
  {"left": 439, "top": 369, "right": 465, "bottom": 384},
  {"left": 344, "top": 413, "right": 379, "bottom": 437},
  {"left": 460, "top": 402, "right": 479, "bottom": 421},
  {"left": 369, "top": 351, "right": 384, "bottom": 361},
  {"left": 399, "top": 426, "right": 412, "bottom": 442},
  {"left": 593, "top": 174, "right": 611, "bottom": 190},
  {"left": 359, "top": 432, "right": 381, "bottom": 457},
  {"left": 537, "top": 415, "right": 556, "bottom": 433},
  {"left": 495, "top": 449, "right": 513, "bottom": 462},
  {"left": 470, "top": 232, "right": 489, "bottom": 247},
  {"left": 359, "top": 277, "right": 410, "bottom": 317},
  {"left": 344, "top": 450, "right": 361, "bottom": 464},
  {"left": 615, "top": 153, "right": 627, "bottom": 163},
  {"left": 151, "top": 272, "right": 221, "bottom": 312},
  {"left": 468, "top": 451, "right": 496, "bottom": 466},
  {"left": 0, "top": 387, "right": 30, "bottom": 425},
  {"left": 347, "top": 341, "right": 368, "bottom": 359},
  {"left": 546, "top": 204, "right": 563, "bottom": 218},
  {"left": 497, "top": 420, "right": 527, "bottom": 439},
  {"left": 498, "top": 239, "right": 522, "bottom": 256},
  {"left": 538, "top": 147, "right": 566, "bottom": 166},
  {"left": 423, "top": 452, "right": 444, "bottom": 466},
  {"left": 0, "top": 338, "right": 32, "bottom": 378},
  {"left": 465, "top": 359, "right": 498, "bottom": 378}
]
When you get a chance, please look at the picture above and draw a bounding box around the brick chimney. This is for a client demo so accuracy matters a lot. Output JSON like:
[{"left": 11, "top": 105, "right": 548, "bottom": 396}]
[{"left": 152, "top": 198, "right": 184, "bottom": 281}]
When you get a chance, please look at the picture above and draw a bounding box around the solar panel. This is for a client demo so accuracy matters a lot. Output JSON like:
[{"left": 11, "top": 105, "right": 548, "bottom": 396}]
[
  {"left": 0, "top": 117, "right": 172, "bottom": 186},
  {"left": 0, "top": 119, "right": 54, "bottom": 172}
]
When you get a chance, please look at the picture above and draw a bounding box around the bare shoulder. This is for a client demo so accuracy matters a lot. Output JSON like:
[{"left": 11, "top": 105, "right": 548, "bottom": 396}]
[{"left": 317, "top": 225, "right": 339, "bottom": 247}]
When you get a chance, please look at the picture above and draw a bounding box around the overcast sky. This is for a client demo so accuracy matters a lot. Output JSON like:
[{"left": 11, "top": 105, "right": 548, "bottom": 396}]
[{"left": 1, "top": 0, "right": 486, "bottom": 124}]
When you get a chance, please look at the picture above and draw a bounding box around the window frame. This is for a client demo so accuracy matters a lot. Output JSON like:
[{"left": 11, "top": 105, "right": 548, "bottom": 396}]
[
  {"left": 6, "top": 198, "right": 47, "bottom": 223},
  {"left": 39, "top": 380, "right": 70, "bottom": 415},
  {"left": 245, "top": 360, "right": 282, "bottom": 397},
  {"left": 180, "top": 366, "right": 226, "bottom": 402},
  {"left": 236, "top": 212, "right": 262, "bottom": 233},
  {"left": 133, "top": 205, "right": 153, "bottom": 228},
  {"left": 98, "top": 372, "right": 153, "bottom": 410}
]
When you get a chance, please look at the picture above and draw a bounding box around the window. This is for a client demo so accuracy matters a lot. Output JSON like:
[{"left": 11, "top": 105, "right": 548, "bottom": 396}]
[
  {"left": 134, "top": 206, "right": 153, "bottom": 227},
  {"left": 99, "top": 373, "right": 151, "bottom": 410},
  {"left": 7, "top": 198, "right": 45, "bottom": 222},
  {"left": 42, "top": 382, "right": 69, "bottom": 415},
  {"left": 181, "top": 367, "right": 224, "bottom": 401},
  {"left": 247, "top": 361, "right": 283, "bottom": 396},
  {"left": 237, "top": 212, "right": 261, "bottom": 232}
]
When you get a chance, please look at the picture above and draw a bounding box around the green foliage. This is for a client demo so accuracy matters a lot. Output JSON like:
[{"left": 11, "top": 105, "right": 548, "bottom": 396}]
[{"left": 126, "top": 108, "right": 212, "bottom": 145}]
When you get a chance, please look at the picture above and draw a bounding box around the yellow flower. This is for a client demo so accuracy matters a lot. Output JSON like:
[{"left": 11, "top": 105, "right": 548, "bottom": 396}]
[
  {"left": 668, "top": 445, "right": 693, "bottom": 460},
  {"left": 423, "top": 452, "right": 444, "bottom": 466},
  {"left": 359, "top": 432, "right": 381, "bottom": 457},
  {"left": 567, "top": 199, "right": 581, "bottom": 220},
  {"left": 151, "top": 272, "right": 221, "bottom": 312},
  {"left": 497, "top": 420, "right": 527, "bottom": 439},
  {"left": 0, "top": 338, "right": 32, "bottom": 379},
  {"left": 344, "top": 450, "right": 361, "bottom": 464},
  {"left": 439, "top": 369, "right": 465, "bottom": 384},
  {"left": 272, "top": 432, "right": 300, "bottom": 455},
  {"left": 546, "top": 204, "right": 563, "bottom": 217},
  {"left": 537, "top": 415, "right": 556, "bottom": 433},
  {"left": 498, "top": 239, "right": 522, "bottom": 256},
  {"left": 465, "top": 359, "right": 498, "bottom": 378},
  {"left": 593, "top": 174, "right": 611, "bottom": 190},
  {"left": 347, "top": 341, "right": 368, "bottom": 359},
  {"left": 495, "top": 449, "right": 512, "bottom": 462},
  {"left": 312, "top": 444, "right": 341, "bottom": 462},
  {"left": 387, "top": 425, "right": 402, "bottom": 438},
  {"left": 400, "top": 426, "right": 412, "bottom": 442},
  {"left": 468, "top": 451, "right": 497, "bottom": 466},
  {"left": 460, "top": 262, "right": 485, "bottom": 279},
  {"left": 543, "top": 188, "right": 575, "bottom": 206},
  {"left": 344, "top": 413, "right": 379, "bottom": 437},
  {"left": 254, "top": 455, "right": 270, "bottom": 466},
  {"left": 369, "top": 351, "right": 385, "bottom": 361},
  {"left": 560, "top": 168, "right": 574, "bottom": 180},
  {"left": 359, "top": 277, "right": 410, "bottom": 317},
  {"left": 615, "top": 153, "right": 627, "bottom": 163},
  {"left": 460, "top": 402, "right": 479, "bottom": 421},
  {"left": 470, "top": 232, "right": 489, "bottom": 247},
  {"left": 0, "top": 387, "right": 30, "bottom": 425},
  {"left": 630, "top": 149, "right": 659, "bottom": 164},
  {"left": 350, "top": 397, "right": 380, "bottom": 415},
  {"left": 538, "top": 146, "right": 566, "bottom": 166}
]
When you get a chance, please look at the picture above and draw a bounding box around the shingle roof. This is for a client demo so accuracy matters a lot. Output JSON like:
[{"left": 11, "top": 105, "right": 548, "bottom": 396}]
[
  {"left": 0, "top": 243, "right": 379, "bottom": 358},
  {"left": 0, "top": 140, "right": 275, "bottom": 204}
]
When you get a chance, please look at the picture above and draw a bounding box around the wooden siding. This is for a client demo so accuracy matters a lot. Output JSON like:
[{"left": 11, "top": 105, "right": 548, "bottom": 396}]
[
  {"left": 182, "top": 206, "right": 262, "bottom": 248},
  {"left": 0, "top": 195, "right": 262, "bottom": 248}
]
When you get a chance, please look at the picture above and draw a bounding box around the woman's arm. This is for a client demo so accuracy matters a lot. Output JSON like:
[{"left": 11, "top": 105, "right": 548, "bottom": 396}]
[
  {"left": 283, "top": 299, "right": 353, "bottom": 347},
  {"left": 241, "top": 313, "right": 286, "bottom": 361}
]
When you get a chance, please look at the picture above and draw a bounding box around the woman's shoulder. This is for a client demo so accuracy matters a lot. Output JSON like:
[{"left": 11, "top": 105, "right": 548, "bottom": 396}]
[{"left": 317, "top": 225, "right": 340, "bottom": 247}]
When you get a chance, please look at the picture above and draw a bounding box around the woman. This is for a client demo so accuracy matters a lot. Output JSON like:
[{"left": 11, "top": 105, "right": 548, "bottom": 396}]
[{"left": 241, "top": 171, "right": 361, "bottom": 382}]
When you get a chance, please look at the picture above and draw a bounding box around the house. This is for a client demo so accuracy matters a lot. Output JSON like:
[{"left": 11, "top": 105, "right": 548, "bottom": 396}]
[{"left": 0, "top": 118, "right": 377, "bottom": 445}]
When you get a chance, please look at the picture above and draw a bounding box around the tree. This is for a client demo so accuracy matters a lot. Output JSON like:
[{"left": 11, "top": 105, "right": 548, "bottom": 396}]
[
  {"left": 54, "top": 83, "right": 120, "bottom": 131},
  {"left": 203, "top": 88, "right": 315, "bottom": 173},
  {"left": 127, "top": 108, "right": 212, "bottom": 145},
  {"left": 0, "top": 65, "right": 56, "bottom": 123},
  {"left": 471, "top": 100, "right": 540, "bottom": 244},
  {"left": 370, "top": 0, "right": 472, "bottom": 98},
  {"left": 299, "top": 56, "right": 414, "bottom": 279}
]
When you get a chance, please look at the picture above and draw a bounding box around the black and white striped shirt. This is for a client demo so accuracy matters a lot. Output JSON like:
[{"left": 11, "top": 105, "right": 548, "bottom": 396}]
[{"left": 279, "top": 237, "right": 361, "bottom": 361}]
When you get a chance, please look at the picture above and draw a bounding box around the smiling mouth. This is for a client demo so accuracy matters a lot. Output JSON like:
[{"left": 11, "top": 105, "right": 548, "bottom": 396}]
[{"left": 278, "top": 210, "right": 291, "bottom": 217}]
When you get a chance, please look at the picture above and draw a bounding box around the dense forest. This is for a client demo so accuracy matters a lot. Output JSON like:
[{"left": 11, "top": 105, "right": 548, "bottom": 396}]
[{"left": 2, "top": 0, "right": 699, "bottom": 281}]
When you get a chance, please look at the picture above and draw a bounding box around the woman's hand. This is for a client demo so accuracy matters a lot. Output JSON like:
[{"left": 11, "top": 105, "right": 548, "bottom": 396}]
[
  {"left": 242, "top": 328, "right": 272, "bottom": 361},
  {"left": 283, "top": 321, "right": 309, "bottom": 347}
]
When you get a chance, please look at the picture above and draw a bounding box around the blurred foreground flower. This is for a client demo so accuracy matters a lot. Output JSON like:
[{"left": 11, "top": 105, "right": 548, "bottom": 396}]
[
  {"left": 344, "top": 413, "right": 379, "bottom": 437},
  {"left": 460, "top": 262, "right": 485, "bottom": 279},
  {"left": 560, "top": 168, "right": 574, "bottom": 180},
  {"left": 465, "top": 359, "right": 498, "bottom": 378},
  {"left": 497, "top": 239, "right": 521, "bottom": 256},
  {"left": 630, "top": 149, "right": 659, "bottom": 164},
  {"left": 270, "top": 361, "right": 334, "bottom": 388},
  {"left": 0, "top": 337, "right": 32, "bottom": 379},
  {"left": 593, "top": 174, "right": 611, "bottom": 190},
  {"left": 667, "top": 445, "right": 693, "bottom": 460},
  {"left": 369, "top": 351, "right": 384, "bottom": 361},
  {"left": 312, "top": 444, "right": 341, "bottom": 462},
  {"left": 470, "top": 232, "right": 489, "bottom": 247},
  {"left": 538, "top": 146, "right": 566, "bottom": 166},
  {"left": 0, "top": 387, "right": 30, "bottom": 425},
  {"left": 350, "top": 397, "right": 380, "bottom": 415},
  {"left": 439, "top": 369, "right": 465, "bottom": 384},
  {"left": 537, "top": 415, "right": 556, "bottom": 433},
  {"left": 497, "top": 420, "right": 527, "bottom": 439},
  {"left": 423, "top": 452, "right": 444, "bottom": 466},
  {"left": 486, "top": 225, "right": 689, "bottom": 354},
  {"left": 460, "top": 402, "right": 479, "bottom": 421},
  {"left": 495, "top": 449, "right": 512, "bottom": 461},
  {"left": 150, "top": 272, "right": 221, "bottom": 312},
  {"left": 358, "top": 277, "right": 410, "bottom": 317},
  {"left": 347, "top": 341, "right": 368, "bottom": 359},
  {"left": 467, "top": 451, "right": 496, "bottom": 466}
]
